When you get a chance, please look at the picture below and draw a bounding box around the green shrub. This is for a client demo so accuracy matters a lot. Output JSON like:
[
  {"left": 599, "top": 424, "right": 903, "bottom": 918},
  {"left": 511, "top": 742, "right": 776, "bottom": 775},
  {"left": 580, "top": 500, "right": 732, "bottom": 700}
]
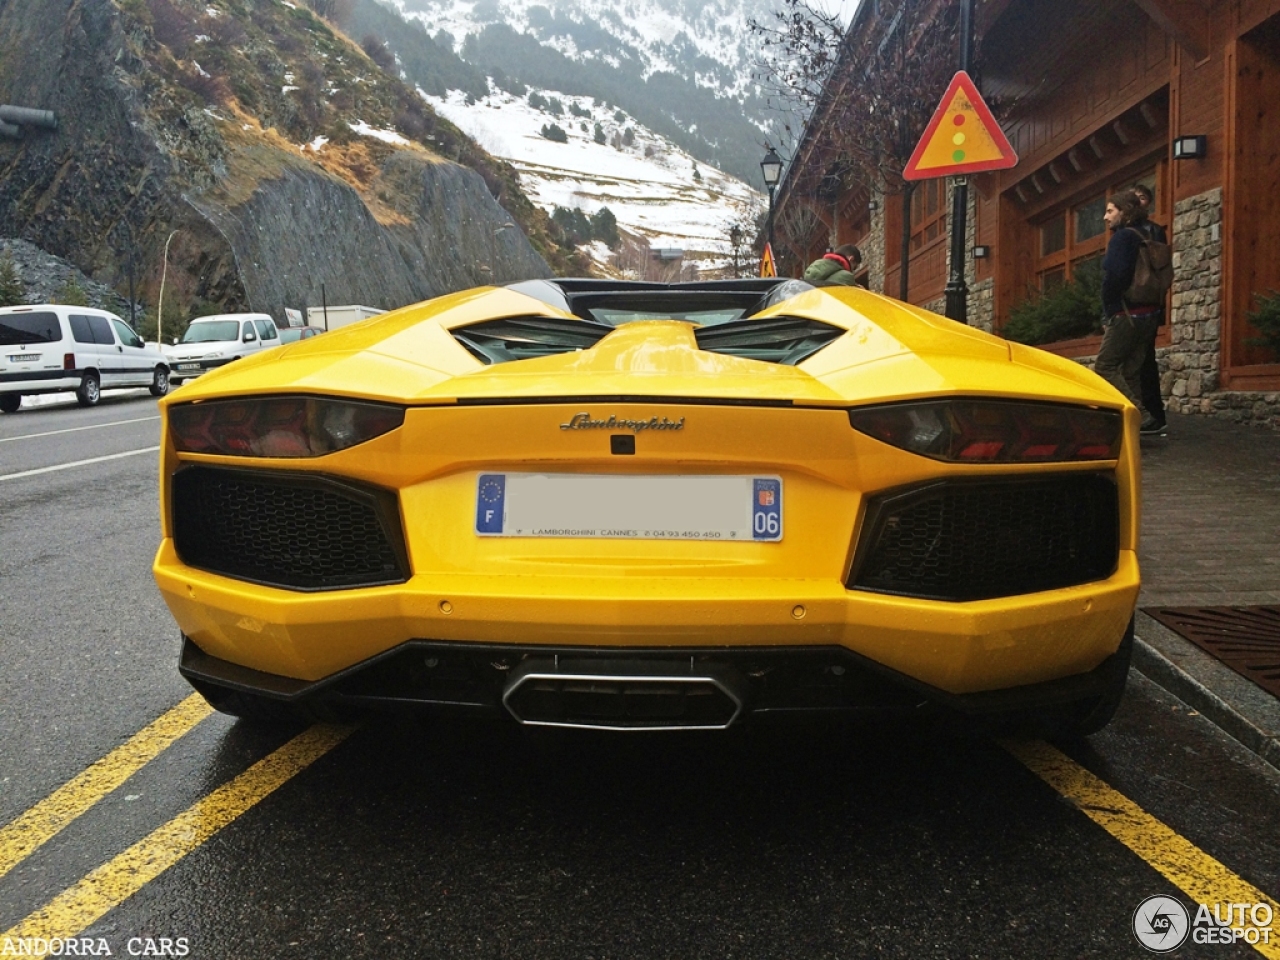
[
  {"left": 53, "top": 277, "right": 90, "bottom": 307},
  {"left": 1244, "top": 290, "right": 1280, "bottom": 355},
  {"left": 1001, "top": 259, "right": 1103, "bottom": 346}
]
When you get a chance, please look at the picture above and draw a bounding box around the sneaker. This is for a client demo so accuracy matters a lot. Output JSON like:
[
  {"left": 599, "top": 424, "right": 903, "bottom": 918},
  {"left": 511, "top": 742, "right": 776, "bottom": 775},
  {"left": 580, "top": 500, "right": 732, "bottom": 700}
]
[{"left": 1140, "top": 417, "right": 1168, "bottom": 436}]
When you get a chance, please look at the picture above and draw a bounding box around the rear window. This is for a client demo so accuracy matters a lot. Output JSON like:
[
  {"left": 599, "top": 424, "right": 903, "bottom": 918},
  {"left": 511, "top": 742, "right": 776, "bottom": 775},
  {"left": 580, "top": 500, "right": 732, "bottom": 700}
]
[
  {"left": 70, "top": 314, "right": 115, "bottom": 344},
  {"left": 0, "top": 311, "right": 60, "bottom": 345},
  {"left": 181, "top": 321, "right": 241, "bottom": 343}
]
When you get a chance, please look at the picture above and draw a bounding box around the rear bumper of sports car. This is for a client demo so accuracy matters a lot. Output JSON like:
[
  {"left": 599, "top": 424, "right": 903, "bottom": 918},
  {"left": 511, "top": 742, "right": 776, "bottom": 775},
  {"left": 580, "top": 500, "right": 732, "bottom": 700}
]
[
  {"left": 177, "top": 621, "right": 1134, "bottom": 731},
  {"left": 158, "top": 537, "right": 1138, "bottom": 715}
]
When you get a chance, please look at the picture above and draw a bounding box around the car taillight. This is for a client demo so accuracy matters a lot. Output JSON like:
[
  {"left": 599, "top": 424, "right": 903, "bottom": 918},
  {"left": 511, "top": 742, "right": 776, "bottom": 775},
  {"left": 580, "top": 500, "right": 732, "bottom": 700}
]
[
  {"left": 64, "top": 353, "right": 75, "bottom": 370},
  {"left": 847, "top": 399, "right": 1122, "bottom": 463},
  {"left": 169, "top": 397, "right": 405, "bottom": 457}
]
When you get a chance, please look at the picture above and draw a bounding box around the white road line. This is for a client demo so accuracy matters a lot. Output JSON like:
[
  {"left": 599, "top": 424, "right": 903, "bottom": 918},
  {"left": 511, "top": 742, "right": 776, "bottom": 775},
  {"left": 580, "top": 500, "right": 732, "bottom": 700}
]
[
  {"left": 0, "top": 415, "right": 160, "bottom": 444},
  {"left": 0, "top": 446, "right": 159, "bottom": 481}
]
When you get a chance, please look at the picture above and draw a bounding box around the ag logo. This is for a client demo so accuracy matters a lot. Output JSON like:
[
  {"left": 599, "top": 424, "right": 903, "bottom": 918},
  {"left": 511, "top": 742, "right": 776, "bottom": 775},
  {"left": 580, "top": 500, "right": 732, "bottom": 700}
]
[{"left": 1133, "top": 895, "right": 1190, "bottom": 953}]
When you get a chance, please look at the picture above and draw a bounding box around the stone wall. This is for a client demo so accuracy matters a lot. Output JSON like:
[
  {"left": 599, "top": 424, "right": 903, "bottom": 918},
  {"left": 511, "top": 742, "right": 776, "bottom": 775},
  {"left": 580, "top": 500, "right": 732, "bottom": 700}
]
[
  {"left": 1164, "top": 188, "right": 1223, "bottom": 411},
  {"left": 864, "top": 198, "right": 887, "bottom": 294},
  {"left": 1158, "top": 188, "right": 1279, "bottom": 430}
]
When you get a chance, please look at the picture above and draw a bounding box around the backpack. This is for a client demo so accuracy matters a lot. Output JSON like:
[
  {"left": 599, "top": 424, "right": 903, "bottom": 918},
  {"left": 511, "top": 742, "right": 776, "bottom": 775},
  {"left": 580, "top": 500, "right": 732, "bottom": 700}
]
[{"left": 1124, "top": 228, "right": 1173, "bottom": 305}]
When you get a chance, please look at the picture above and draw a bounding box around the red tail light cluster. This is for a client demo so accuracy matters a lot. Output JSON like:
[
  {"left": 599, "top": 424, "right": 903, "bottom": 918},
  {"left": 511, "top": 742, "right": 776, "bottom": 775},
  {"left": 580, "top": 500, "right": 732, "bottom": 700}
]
[
  {"left": 848, "top": 399, "right": 1122, "bottom": 463},
  {"left": 169, "top": 397, "right": 404, "bottom": 458}
]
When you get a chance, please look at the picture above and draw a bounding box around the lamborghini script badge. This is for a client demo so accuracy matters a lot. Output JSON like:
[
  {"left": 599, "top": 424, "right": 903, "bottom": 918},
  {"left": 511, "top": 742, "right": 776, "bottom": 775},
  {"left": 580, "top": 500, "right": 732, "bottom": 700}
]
[{"left": 560, "top": 413, "right": 685, "bottom": 433}]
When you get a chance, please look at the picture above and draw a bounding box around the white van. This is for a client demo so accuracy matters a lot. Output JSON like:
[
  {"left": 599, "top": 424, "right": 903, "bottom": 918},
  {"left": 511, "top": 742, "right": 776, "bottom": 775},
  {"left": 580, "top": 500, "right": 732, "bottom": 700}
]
[
  {"left": 163, "top": 313, "right": 280, "bottom": 384},
  {"left": 0, "top": 304, "right": 170, "bottom": 412}
]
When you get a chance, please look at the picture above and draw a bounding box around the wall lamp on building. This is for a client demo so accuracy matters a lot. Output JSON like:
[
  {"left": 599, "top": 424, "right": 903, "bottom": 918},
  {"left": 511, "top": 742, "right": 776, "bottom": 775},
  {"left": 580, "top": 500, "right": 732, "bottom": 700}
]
[
  {"left": 1173, "top": 135, "right": 1207, "bottom": 160},
  {"left": 973, "top": 245, "right": 991, "bottom": 259}
]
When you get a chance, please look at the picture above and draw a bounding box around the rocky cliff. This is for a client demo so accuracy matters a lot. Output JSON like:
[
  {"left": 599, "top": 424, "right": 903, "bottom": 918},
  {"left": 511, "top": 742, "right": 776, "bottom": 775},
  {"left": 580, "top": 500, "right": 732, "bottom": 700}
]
[{"left": 0, "top": 0, "right": 556, "bottom": 331}]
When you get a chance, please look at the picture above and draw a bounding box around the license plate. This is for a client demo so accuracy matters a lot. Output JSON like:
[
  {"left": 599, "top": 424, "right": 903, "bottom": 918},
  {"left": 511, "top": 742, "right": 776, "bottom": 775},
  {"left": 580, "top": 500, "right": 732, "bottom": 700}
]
[
  {"left": 8, "top": 354, "right": 39, "bottom": 362},
  {"left": 176, "top": 363, "right": 202, "bottom": 371},
  {"left": 475, "top": 473, "right": 782, "bottom": 541}
]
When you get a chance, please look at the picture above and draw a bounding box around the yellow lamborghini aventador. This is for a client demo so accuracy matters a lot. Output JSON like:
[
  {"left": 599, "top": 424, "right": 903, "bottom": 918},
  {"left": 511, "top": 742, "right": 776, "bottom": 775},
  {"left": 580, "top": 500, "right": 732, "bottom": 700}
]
[{"left": 153, "top": 278, "right": 1140, "bottom": 734}]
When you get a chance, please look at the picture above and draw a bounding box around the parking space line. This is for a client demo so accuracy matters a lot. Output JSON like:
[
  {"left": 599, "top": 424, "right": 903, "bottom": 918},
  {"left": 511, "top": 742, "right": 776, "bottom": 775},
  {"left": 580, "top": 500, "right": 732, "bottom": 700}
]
[
  {"left": 3, "top": 724, "right": 353, "bottom": 943},
  {"left": 0, "top": 446, "right": 159, "bottom": 481},
  {"left": 0, "top": 694, "right": 212, "bottom": 883},
  {"left": 1007, "top": 739, "right": 1280, "bottom": 958},
  {"left": 0, "top": 416, "right": 160, "bottom": 444}
]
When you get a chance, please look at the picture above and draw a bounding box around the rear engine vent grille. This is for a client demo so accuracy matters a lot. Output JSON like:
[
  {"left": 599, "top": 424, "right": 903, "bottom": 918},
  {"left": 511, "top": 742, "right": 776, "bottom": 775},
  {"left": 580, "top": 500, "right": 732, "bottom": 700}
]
[
  {"left": 172, "top": 466, "right": 408, "bottom": 591},
  {"left": 694, "top": 316, "right": 843, "bottom": 365},
  {"left": 849, "top": 474, "right": 1119, "bottom": 601},
  {"left": 453, "top": 315, "right": 612, "bottom": 364}
]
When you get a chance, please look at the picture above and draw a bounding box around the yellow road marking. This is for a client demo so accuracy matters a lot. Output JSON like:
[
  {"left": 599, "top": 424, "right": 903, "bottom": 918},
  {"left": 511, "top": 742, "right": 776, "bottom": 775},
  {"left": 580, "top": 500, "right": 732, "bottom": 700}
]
[
  {"left": 1007, "top": 739, "right": 1280, "bottom": 959},
  {"left": 3, "top": 724, "right": 352, "bottom": 945},
  {"left": 0, "top": 694, "right": 213, "bottom": 882}
]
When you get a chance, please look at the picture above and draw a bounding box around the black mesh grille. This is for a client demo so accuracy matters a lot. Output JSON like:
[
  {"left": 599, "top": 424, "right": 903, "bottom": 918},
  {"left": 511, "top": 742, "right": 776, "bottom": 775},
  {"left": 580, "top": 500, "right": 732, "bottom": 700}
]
[
  {"left": 172, "top": 466, "right": 408, "bottom": 590},
  {"left": 849, "top": 474, "right": 1119, "bottom": 601}
]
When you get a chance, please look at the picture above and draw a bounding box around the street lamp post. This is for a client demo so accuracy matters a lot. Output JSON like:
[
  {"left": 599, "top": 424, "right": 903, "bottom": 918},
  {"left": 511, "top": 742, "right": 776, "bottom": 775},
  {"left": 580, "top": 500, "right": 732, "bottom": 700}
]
[
  {"left": 729, "top": 224, "right": 743, "bottom": 278},
  {"left": 157, "top": 230, "right": 177, "bottom": 345},
  {"left": 760, "top": 147, "right": 783, "bottom": 259}
]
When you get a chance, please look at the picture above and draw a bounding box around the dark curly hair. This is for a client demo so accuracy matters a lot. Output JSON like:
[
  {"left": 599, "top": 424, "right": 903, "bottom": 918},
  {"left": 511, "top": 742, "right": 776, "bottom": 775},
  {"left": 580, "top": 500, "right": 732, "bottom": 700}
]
[{"left": 1108, "top": 192, "right": 1147, "bottom": 227}]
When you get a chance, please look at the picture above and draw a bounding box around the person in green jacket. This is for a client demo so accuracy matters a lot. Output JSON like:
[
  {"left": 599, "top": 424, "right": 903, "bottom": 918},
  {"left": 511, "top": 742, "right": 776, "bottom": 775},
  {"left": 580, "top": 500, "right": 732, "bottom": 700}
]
[{"left": 803, "top": 244, "right": 862, "bottom": 286}]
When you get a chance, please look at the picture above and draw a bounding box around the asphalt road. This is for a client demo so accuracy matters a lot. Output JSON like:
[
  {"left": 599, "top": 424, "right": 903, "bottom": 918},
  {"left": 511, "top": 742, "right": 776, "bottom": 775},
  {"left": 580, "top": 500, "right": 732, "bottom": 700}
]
[{"left": 1, "top": 394, "right": 1278, "bottom": 959}]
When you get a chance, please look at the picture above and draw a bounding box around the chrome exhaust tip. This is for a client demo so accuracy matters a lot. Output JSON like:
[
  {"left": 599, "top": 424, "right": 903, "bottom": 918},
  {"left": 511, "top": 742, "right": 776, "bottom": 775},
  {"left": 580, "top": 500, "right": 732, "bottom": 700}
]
[{"left": 502, "top": 657, "right": 748, "bottom": 731}]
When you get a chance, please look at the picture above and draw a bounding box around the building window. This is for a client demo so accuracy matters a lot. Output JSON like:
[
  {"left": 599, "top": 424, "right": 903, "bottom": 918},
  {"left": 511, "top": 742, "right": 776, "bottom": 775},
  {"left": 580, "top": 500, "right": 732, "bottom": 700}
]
[
  {"left": 910, "top": 179, "right": 947, "bottom": 252},
  {"left": 1075, "top": 196, "right": 1107, "bottom": 243},
  {"left": 1041, "top": 214, "right": 1066, "bottom": 256}
]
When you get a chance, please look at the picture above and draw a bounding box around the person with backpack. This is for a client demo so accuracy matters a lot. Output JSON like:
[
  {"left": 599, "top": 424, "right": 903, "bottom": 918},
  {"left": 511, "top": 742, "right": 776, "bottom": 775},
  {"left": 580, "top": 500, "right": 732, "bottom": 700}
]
[
  {"left": 1132, "top": 183, "right": 1169, "bottom": 435},
  {"left": 1097, "top": 192, "right": 1166, "bottom": 428}
]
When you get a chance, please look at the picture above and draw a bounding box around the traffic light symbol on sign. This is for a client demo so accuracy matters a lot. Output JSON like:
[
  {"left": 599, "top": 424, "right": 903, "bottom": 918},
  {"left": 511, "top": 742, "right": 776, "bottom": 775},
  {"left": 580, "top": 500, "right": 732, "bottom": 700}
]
[{"left": 904, "top": 71, "right": 1017, "bottom": 180}]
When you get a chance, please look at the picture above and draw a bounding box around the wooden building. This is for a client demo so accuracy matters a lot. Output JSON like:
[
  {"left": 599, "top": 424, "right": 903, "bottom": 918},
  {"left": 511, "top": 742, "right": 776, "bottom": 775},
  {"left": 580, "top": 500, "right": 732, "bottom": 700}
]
[{"left": 773, "top": 0, "right": 1280, "bottom": 428}]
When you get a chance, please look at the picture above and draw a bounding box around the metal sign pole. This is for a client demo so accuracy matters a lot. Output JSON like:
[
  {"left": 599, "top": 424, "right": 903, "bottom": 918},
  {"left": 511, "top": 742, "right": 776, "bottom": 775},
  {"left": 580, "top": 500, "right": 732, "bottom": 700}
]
[{"left": 943, "top": 0, "right": 976, "bottom": 324}]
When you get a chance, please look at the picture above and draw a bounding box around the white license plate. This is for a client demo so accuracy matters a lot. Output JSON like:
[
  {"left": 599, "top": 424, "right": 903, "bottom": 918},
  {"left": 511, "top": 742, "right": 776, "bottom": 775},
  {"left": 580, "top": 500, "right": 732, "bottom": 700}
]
[
  {"left": 176, "top": 363, "right": 202, "bottom": 371},
  {"left": 8, "top": 354, "right": 39, "bottom": 362},
  {"left": 475, "top": 473, "right": 782, "bottom": 541}
]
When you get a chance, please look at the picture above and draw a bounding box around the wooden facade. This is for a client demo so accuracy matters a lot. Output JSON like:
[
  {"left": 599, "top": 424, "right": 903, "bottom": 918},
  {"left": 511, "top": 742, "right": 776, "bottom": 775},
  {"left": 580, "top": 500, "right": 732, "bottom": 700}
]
[{"left": 774, "top": 0, "right": 1280, "bottom": 419}]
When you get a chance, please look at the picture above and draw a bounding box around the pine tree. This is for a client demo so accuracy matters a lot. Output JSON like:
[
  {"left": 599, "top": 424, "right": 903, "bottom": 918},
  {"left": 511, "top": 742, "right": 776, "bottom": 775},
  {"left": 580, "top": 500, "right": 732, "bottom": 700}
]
[
  {"left": 590, "top": 207, "right": 619, "bottom": 249},
  {"left": 0, "top": 254, "right": 25, "bottom": 307}
]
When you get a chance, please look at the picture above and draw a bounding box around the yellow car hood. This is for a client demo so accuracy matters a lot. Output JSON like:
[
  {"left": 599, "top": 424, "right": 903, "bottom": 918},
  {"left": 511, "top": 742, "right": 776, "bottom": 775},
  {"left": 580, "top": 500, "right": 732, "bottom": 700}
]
[{"left": 167, "top": 285, "right": 1123, "bottom": 410}]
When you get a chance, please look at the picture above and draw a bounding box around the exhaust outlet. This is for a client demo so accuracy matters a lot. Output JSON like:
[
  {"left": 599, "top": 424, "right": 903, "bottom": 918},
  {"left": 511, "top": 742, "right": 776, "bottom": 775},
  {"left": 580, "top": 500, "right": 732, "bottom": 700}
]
[{"left": 502, "top": 657, "right": 748, "bottom": 731}]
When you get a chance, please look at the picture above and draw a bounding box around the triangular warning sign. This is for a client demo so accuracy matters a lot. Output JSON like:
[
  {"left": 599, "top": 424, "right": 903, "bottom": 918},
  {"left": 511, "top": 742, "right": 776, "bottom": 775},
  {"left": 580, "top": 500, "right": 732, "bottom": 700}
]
[
  {"left": 904, "top": 71, "right": 1017, "bottom": 180},
  {"left": 759, "top": 242, "right": 776, "bottom": 278}
]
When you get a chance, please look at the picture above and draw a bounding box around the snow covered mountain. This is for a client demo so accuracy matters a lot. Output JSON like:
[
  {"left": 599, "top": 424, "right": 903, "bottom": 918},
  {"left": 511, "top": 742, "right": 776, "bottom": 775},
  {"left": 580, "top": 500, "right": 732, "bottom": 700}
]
[
  {"left": 349, "top": 0, "right": 803, "bottom": 273},
  {"left": 425, "top": 86, "right": 764, "bottom": 273},
  {"left": 383, "top": 0, "right": 787, "bottom": 185},
  {"left": 395, "top": 0, "right": 776, "bottom": 98}
]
